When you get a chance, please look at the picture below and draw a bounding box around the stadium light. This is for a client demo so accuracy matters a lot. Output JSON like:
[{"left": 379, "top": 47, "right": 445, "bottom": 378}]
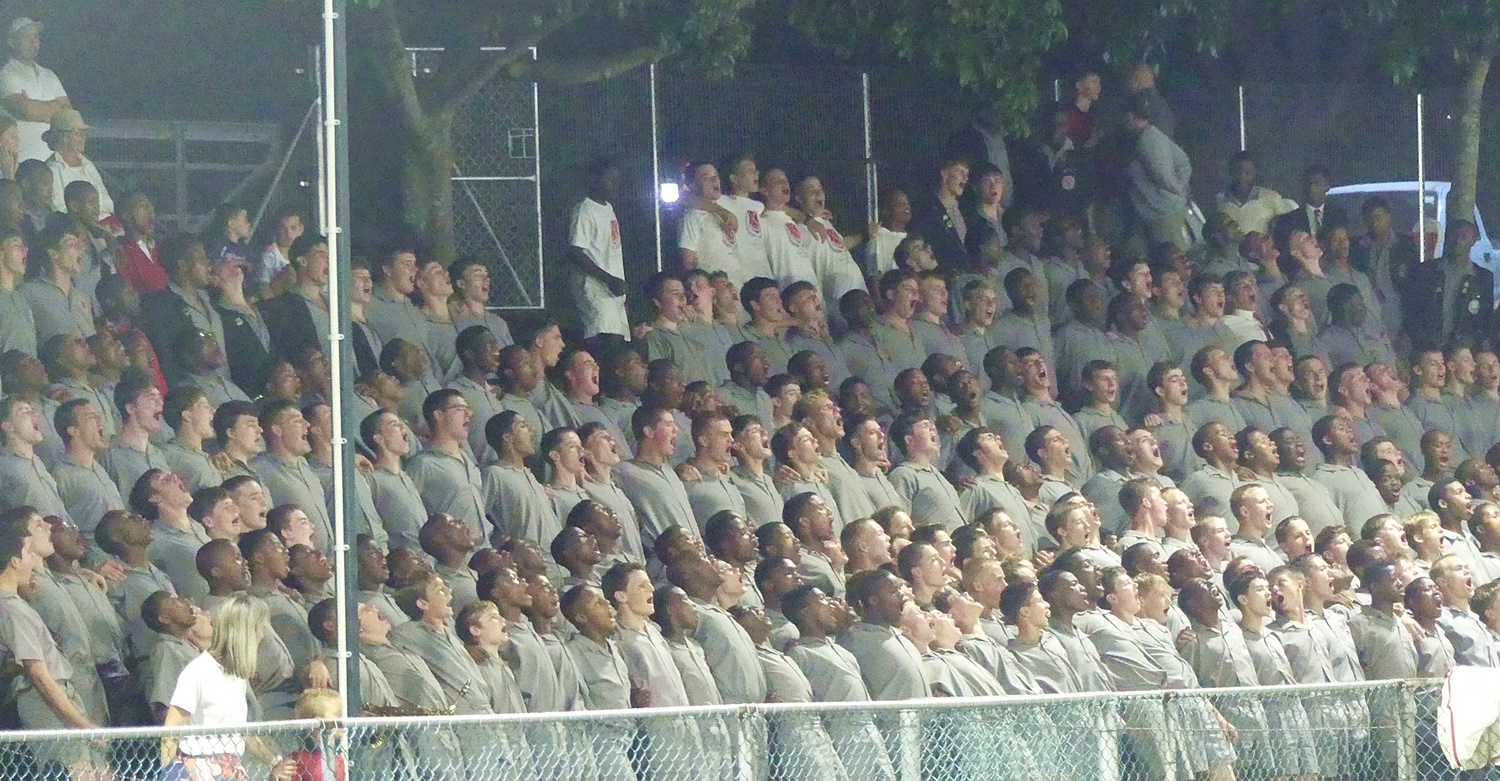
[{"left": 659, "top": 182, "right": 680, "bottom": 204}]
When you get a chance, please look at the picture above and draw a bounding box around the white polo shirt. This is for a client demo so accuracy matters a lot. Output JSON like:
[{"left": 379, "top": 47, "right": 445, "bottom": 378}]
[{"left": 0, "top": 58, "right": 67, "bottom": 162}]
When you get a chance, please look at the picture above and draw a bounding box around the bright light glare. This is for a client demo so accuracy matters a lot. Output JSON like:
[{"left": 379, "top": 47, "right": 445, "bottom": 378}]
[{"left": 659, "top": 182, "right": 680, "bottom": 204}]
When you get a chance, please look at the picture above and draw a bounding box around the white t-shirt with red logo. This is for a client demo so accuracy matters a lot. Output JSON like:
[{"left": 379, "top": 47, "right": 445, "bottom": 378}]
[
  {"left": 760, "top": 210, "right": 819, "bottom": 292},
  {"left": 716, "top": 194, "right": 773, "bottom": 282},
  {"left": 809, "top": 215, "right": 868, "bottom": 301},
  {"left": 679, "top": 207, "right": 743, "bottom": 287},
  {"left": 569, "top": 196, "right": 628, "bottom": 337}
]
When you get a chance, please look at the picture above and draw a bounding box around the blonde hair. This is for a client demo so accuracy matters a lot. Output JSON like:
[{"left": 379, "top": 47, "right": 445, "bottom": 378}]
[
  {"left": 210, "top": 594, "right": 269, "bottom": 681},
  {"left": 1134, "top": 572, "right": 1170, "bottom": 601},
  {"left": 294, "top": 688, "right": 342, "bottom": 719}
]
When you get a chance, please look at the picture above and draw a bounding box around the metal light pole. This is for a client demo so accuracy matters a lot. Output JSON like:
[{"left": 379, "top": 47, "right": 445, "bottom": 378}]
[{"left": 320, "top": 0, "right": 360, "bottom": 717}]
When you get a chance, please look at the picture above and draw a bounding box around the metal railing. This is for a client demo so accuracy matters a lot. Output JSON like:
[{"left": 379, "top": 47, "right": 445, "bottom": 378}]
[{"left": 0, "top": 679, "right": 1477, "bottom": 781}]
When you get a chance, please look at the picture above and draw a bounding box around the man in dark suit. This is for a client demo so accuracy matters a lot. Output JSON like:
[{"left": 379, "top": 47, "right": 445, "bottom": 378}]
[
  {"left": 1406, "top": 219, "right": 1495, "bottom": 348},
  {"left": 908, "top": 155, "right": 973, "bottom": 271},
  {"left": 1271, "top": 165, "right": 1348, "bottom": 262}
]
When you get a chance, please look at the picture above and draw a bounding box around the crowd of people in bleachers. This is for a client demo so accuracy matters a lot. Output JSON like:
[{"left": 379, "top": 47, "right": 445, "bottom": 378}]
[{"left": 0, "top": 13, "right": 1499, "bottom": 781}]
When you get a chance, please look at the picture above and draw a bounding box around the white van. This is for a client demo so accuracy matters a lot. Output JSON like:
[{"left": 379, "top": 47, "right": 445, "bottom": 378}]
[{"left": 1325, "top": 181, "right": 1500, "bottom": 294}]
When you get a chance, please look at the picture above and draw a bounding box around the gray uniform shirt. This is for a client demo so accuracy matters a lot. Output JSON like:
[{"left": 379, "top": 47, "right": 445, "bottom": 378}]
[
  {"left": 730, "top": 465, "right": 783, "bottom": 529},
  {"left": 483, "top": 463, "right": 560, "bottom": 551},
  {"left": 0, "top": 447, "right": 72, "bottom": 522},
  {"left": 252, "top": 452, "right": 334, "bottom": 550},
  {"left": 618, "top": 621, "right": 691, "bottom": 707},
  {"left": 147, "top": 520, "right": 211, "bottom": 603},
  {"left": 390, "top": 620, "right": 492, "bottom": 715},
  {"left": 838, "top": 621, "right": 929, "bottom": 700},
  {"left": 0, "top": 285, "right": 37, "bottom": 356},
  {"left": 889, "top": 461, "right": 963, "bottom": 530},
  {"left": 1348, "top": 606, "right": 1419, "bottom": 680},
  {"left": 685, "top": 468, "right": 748, "bottom": 531},
  {"left": 1311, "top": 463, "right": 1387, "bottom": 531},
  {"left": 691, "top": 597, "right": 767, "bottom": 704},
  {"left": 369, "top": 464, "right": 427, "bottom": 551},
  {"left": 21, "top": 277, "right": 94, "bottom": 345},
  {"left": 565, "top": 634, "right": 631, "bottom": 710},
  {"left": 52, "top": 453, "right": 123, "bottom": 536},
  {"left": 408, "top": 446, "right": 488, "bottom": 543},
  {"left": 617, "top": 458, "right": 699, "bottom": 552},
  {"left": 103, "top": 440, "right": 171, "bottom": 498}
]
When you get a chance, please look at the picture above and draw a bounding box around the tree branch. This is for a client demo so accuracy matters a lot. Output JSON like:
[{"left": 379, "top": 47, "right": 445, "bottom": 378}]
[
  {"left": 504, "top": 43, "right": 667, "bottom": 85},
  {"left": 434, "top": 4, "right": 589, "bottom": 116},
  {"left": 366, "top": 0, "right": 429, "bottom": 130}
]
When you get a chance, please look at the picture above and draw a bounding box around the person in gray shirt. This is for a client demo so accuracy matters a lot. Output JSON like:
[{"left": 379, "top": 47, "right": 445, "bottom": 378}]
[
  {"left": 21, "top": 222, "right": 95, "bottom": 346},
  {"left": 704, "top": 511, "right": 765, "bottom": 610},
  {"left": 95, "top": 509, "right": 178, "bottom": 662},
  {"left": 1124, "top": 93, "right": 1192, "bottom": 250},
  {"left": 42, "top": 333, "right": 118, "bottom": 440},
  {"left": 482, "top": 411, "right": 559, "bottom": 553},
  {"left": 785, "top": 492, "right": 844, "bottom": 599},
  {"left": 560, "top": 585, "right": 636, "bottom": 780},
  {"left": 1180, "top": 421, "right": 1242, "bottom": 519},
  {"left": 730, "top": 415, "right": 787, "bottom": 529},
  {"left": 844, "top": 412, "right": 907, "bottom": 514},
  {"left": 0, "top": 227, "right": 36, "bottom": 357},
  {"left": 575, "top": 423, "right": 646, "bottom": 564},
  {"left": 360, "top": 410, "right": 426, "bottom": 551},
  {"left": 683, "top": 409, "right": 748, "bottom": 529},
  {"left": 0, "top": 395, "right": 69, "bottom": 524},
  {"left": 127, "top": 468, "right": 211, "bottom": 602},
  {"left": 367, "top": 248, "right": 427, "bottom": 347},
  {"left": 408, "top": 388, "right": 489, "bottom": 542},
  {"left": 839, "top": 568, "right": 929, "bottom": 700},
  {"left": 1431, "top": 555, "right": 1499, "bottom": 667},
  {"left": 448, "top": 325, "right": 507, "bottom": 466},
  {"left": 249, "top": 399, "right": 332, "bottom": 552},
  {"left": 888, "top": 411, "right": 963, "bottom": 529},
  {"left": 1270, "top": 427, "right": 1345, "bottom": 537},
  {"left": 390, "top": 574, "right": 492, "bottom": 715},
  {"left": 719, "top": 341, "right": 775, "bottom": 431},
  {"left": 101, "top": 370, "right": 170, "bottom": 498},
  {"left": 51, "top": 398, "right": 122, "bottom": 539},
  {"left": 669, "top": 549, "right": 766, "bottom": 704},
  {"left": 617, "top": 403, "right": 699, "bottom": 554},
  {"left": 140, "top": 591, "right": 206, "bottom": 721},
  {"left": 158, "top": 388, "right": 222, "bottom": 494},
  {"left": 1349, "top": 561, "right": 1420, "bottom": 681},
  {"left": 1310, "top": 415, "right": 1387, "bottom": 531},
  {"left": 419, "top": 513, "right": 481, "bottom": 613}
]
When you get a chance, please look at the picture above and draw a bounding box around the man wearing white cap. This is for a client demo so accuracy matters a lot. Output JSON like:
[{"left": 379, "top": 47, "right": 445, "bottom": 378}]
[{"left": 0, "top": 18, "right": 71, "bottom": 162}]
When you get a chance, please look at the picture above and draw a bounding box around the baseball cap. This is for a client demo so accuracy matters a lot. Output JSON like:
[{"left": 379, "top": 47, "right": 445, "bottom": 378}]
[{"left": 8, "top": 18, "right": 41, "bottom": 38}]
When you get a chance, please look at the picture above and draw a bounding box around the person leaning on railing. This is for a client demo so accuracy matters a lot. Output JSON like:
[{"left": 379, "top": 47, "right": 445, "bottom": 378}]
[{"left": 159, "top": 592, "right": 295, "bottom": 781}]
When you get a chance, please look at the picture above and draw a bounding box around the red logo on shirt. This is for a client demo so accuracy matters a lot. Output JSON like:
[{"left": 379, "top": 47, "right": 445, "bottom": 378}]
[
  {"left": 827, "top": 226, "right": 845, "bottom": 249},
  {"left": 747, "top": 211, "right": 761, "bottom": 235},
  {"left": 610, "top": 220, "right": 620, "bottom": 244},
  {"left": 787, "top": 224, "right": 802, "bottom": 241}
]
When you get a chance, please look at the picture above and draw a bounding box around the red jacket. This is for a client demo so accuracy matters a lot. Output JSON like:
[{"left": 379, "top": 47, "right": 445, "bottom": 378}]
[{"left": 117, "top": 235, "right": 168, "bottom": 295}]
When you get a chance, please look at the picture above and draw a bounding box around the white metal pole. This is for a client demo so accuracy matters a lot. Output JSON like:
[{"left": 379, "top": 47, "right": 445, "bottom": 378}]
[
  {"left": 862, "top": 72, "right": 875, "bottom": 224},
  {"left": 321, "top": 0, "right": 352, "bottom": 718},
  {"left": 531, "top": 49, "right": 544, "bottom": 310},
  {"left": 313, "top": 48, "right": 328, "bottom": 235},
  {"left": 1238, "top": 85, "right": 1246, "bottom": 152},
  {"left": 1418, "top": 93, "right": 1427, "bottom": 262},
  {"left": 650, "top": 63, "right": 663, "bottom": 272}
]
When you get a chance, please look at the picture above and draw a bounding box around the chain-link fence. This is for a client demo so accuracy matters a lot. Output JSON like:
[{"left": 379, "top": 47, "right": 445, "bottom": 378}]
[
  {"left": 0, "top": 681, "right": 1479, "bottom": 781},
  {"left": 0, "top": 718, "right": 322, "bottom": 781}
]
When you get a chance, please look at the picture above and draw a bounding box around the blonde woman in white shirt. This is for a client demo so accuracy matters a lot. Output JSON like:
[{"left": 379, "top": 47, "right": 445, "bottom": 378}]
[{"left": 160, "top": 594, "right": 294, "bottom": 781}]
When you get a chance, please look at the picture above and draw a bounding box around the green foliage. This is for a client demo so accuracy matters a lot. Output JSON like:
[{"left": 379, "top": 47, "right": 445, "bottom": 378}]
[
  {"left": 1326, "top": 0, "right": 1500, "bottom": 82},
  {"left": 1064, "top": 0, "right": 1232, "bottom": 68},
  {"left": 786, "top": 0, "right": 1067, "bottom": 135}
]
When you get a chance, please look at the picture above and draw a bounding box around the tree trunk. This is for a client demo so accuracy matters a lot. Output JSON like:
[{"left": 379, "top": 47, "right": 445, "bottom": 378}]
[
  {"left": 1450, "top": 54, "right": 1490, "bottom": 229},
  {"left": 401, "top": 114, "right": 458, "bottom": 265}
]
